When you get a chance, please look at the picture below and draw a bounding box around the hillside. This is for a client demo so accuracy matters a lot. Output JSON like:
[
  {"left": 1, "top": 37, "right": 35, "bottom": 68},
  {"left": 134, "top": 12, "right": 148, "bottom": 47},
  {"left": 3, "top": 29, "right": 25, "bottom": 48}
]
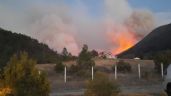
[
  {"left": 0, "top": 28, "right": 60, "bottom": 68},
  {"left": 118, "top": 23, "right": 171, "bottom": 58}
]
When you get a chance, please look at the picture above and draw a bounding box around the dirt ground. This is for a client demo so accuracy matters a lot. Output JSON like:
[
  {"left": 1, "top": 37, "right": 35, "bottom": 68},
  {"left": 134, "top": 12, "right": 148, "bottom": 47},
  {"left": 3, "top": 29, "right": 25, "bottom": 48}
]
[{"left": 36, "top": 59, "right": 165, "bottom": 96}]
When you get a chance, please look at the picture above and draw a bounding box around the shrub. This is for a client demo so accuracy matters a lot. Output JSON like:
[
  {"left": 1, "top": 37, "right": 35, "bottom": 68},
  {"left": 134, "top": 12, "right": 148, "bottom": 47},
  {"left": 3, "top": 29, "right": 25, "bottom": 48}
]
[
  {"left": 68, "top": 65, "right": 92, "bottom": 79},
  {"left": 84, "top": 72, "right": 120, "bottom": 96},
  {"left": 152, "top": 50, "right": 171, "bottom": 73},
  {"left": 75, "top": 70, "right": 91, "bottom": 79},
  {"left": 112, "top": 60, "right": 132, "bottom": 73},
  {"left": 77, "top": 60, "right": 95, "bottom": 70},
  {"left": 3, "top": 52, "right": 50, "bottom": 96},
  {"left": 68, "top": 64, "right": 79, "bottom": 74},
  {"left": 54, "top": 61, "right": 65, "bottom": 73},
  {"left": 95, "top": 66, "right": 111, "bottom": 73}
]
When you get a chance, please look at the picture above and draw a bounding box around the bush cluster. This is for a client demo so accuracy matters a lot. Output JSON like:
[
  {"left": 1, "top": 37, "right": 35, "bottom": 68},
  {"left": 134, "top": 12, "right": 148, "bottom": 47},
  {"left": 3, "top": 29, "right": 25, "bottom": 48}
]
[
  {"left": 1, "top": 52, "right": 50, "bottom": 96},
  {"left": 112, "top": 60, "right": 132, "bottom": 73},
  {"left": 54, "top": 61, "right": 65, "bottom": 73},
  {"left": 84, "top": 72, "right": 120, "bottom": 96},
  {"left": 152, "top": 50, "right": 171, "bottom": 73}
]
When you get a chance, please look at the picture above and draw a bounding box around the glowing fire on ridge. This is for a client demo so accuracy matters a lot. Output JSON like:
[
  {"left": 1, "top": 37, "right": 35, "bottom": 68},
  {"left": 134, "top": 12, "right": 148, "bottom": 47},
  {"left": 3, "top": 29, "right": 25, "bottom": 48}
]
[
  {"left": 107, "top": 28, "right": 137, "bottom": 55},
  {"left": 112, "top": 31, "right": 137, "bottom": 55}
]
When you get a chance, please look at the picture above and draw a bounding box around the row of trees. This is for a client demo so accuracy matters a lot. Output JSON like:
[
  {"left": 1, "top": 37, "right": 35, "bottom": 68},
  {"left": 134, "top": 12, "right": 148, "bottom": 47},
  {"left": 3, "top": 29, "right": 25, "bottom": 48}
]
[
  {"left": 0, "top": 51, "right": 120, "bottom": 96},
  {"left": 60, "top": 45, "right": 121, "bottom": 96},
  {"left": 0, "top": 44, "right": 122, "bottom": 96},
  {"left": 55, "top": 44, "right": 133, "bottom": 77},
  {"left": 60, "top": 46, "right": 99, "bottom": 61},
  {"left": 2, "top": 46, "right": 171, "bottom": 96},
  {"left": 55, "top": 44, "right": 96, "bottom": 78}
]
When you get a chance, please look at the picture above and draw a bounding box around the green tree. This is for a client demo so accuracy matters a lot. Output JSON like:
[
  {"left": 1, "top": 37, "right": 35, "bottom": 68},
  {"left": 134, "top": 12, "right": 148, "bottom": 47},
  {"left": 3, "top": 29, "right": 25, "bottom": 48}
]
[
  {"left": 84, "top": 72, "right": 120, "bottom": 96},
  {"left": 3, "top": 52, "right": 50, "bottom": 96},
  {"left": 153, "top": 50, "right": 171, "bottom": 72},
  {"left": 90, "top": 50, "right": 99, "bottom": 58},
  {"left": 77, "top": 44, "right": 95, "bottom": 69},
  {"left": 62, "top": 47, "right": 68, "bottom": 56},
  {"left": 61, "top": 47, "right": 69, "bottom": 61},
  {"left": 68, "top": 44, "right": 95, "bottom": 78}
]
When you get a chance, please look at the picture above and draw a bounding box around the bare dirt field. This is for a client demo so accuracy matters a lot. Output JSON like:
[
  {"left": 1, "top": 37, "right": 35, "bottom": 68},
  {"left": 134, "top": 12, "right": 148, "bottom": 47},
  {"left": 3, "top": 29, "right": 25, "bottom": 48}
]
[{"left": 36, "top": 59, "right": 164, "bottom": 96}]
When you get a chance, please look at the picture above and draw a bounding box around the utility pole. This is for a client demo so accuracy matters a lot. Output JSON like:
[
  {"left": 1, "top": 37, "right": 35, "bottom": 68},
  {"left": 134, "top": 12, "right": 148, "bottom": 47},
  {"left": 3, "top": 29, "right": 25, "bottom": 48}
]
[{"left": 138, "top": 64, "right": 141, "bottom": 79}]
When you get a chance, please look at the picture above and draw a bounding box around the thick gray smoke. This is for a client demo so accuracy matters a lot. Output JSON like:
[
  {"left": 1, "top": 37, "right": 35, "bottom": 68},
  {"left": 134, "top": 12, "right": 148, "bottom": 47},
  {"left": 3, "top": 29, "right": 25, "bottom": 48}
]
[
  {"left": 125, "top": 10, "right": 155, "bottom": 39},
  {"left": 0, "top": 0, "right": 169, "bottom": 55},
  {"left": 104, "top": 0, "right": 155, "bottom": 54}
]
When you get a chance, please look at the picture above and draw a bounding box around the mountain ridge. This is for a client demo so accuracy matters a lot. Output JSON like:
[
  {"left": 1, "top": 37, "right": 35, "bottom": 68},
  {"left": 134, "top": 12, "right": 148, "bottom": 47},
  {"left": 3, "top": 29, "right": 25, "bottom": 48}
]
[
  {"left": 117, "top": 23, "right": 171, "bottom": 58},
  {"left": 0, "top": 28, "right": 60, "bottom": 68}
]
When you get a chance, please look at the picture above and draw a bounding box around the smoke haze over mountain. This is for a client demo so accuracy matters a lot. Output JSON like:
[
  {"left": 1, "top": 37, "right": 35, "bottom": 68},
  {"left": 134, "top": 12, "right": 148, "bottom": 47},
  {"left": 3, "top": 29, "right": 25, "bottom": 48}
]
[{"left": 0, "top": 0, "right": 170, "bottom": 55}]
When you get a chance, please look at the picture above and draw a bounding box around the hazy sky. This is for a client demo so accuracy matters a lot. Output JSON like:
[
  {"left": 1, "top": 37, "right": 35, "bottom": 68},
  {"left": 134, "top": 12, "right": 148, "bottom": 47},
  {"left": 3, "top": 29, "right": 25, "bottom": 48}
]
[{"left": 0, "top": 0, "right": 171, "bottom": 55}]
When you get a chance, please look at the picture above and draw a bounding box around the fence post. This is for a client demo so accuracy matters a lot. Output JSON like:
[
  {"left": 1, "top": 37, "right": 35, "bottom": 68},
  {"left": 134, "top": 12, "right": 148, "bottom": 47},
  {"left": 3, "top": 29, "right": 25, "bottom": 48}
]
[
  {"left": 138, "top": 64, "right": 141, "bottom": 79},
  {"left": 92, "top": 66, "right": 94, "bottom": 80},
  {"left": 64, "top": 66, "right": 66, "bottom": 83},
  {"left": 115, "top": 64, "right": 117, "bottom": 79},
  {"left": 161, "top": 63, "right": 164, "bottom": 78}
]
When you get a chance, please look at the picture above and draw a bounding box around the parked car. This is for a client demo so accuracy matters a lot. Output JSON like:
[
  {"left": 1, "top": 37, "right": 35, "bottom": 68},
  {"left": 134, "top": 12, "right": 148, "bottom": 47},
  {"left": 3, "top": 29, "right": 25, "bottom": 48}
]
[{"left": 163, "top": 64, "right": 171, "bottom": 96}]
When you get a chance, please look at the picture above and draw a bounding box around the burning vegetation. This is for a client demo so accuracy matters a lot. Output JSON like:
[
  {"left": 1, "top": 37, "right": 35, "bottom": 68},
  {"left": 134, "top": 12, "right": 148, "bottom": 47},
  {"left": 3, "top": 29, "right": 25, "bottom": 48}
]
[{"left": 108, "top": 29, "right": 137, "bottom": 55}]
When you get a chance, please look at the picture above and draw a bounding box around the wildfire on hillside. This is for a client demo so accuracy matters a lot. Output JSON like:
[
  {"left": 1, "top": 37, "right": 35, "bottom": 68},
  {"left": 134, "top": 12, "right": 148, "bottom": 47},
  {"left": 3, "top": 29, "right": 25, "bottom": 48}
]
[
  {"left": 107, "top": 25, "right": 137, "bottom": 55},
  {"left": 112, "top": 31, "right": 137, "bottom": 55}
]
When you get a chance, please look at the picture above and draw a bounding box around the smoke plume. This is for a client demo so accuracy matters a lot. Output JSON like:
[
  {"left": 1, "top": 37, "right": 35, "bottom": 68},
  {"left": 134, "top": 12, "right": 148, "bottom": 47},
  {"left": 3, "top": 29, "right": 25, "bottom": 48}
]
[{"left": 0, "top": 0, "right": 168, "bottom": 55}]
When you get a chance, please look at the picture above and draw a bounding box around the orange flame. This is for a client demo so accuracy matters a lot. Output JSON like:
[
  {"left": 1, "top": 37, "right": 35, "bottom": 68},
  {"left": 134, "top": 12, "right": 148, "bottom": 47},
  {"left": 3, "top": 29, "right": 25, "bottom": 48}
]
[
  {"left": 112, "top": 31, "right": 137, "bottom": 55},
  {"left": 107, "top": 27, "right": 137, "bottom": 55}
]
